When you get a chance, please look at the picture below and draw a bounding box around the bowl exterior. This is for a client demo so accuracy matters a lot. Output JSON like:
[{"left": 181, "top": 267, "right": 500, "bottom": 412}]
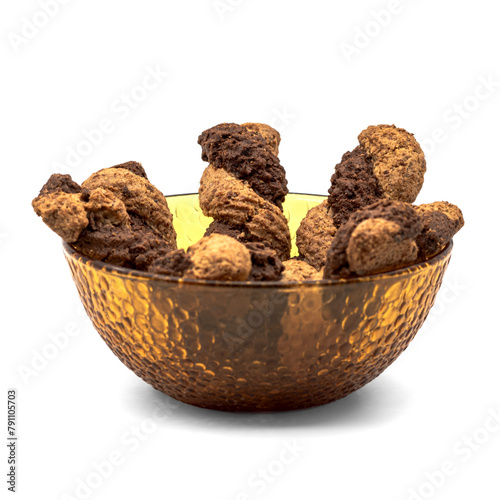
[{"left": 64, "top": 194, "right": 452, "bottom": 412}]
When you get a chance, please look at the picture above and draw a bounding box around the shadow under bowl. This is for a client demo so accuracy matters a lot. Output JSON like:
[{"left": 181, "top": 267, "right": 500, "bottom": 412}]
[{"left": 64, "top": 194, "right": 452, "bottom": 412}]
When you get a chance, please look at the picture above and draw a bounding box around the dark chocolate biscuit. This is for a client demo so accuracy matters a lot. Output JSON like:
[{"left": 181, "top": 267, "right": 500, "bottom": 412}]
[
  {"left": 74, "top": 215, "right": 172, "bottom": 271},
  {"left": 327, "top": 147, "right": 383, "bottom": 227},
  {"left": 38, "top": 173, "right": 82, "bottom": 195},
  {"left": 149, "top": 249, "right": 193, "bottom": 277},
  {"left": 245, "top": 242, "right": 284, "bottom": 281},
  {"left": 204, "top": 220, "right": 249, "bottom": 241}
]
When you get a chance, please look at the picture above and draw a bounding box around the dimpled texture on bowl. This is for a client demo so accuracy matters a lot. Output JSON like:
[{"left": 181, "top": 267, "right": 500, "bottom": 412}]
[{"left": 64, "top": 194, "right": 452, "bottom": 412}]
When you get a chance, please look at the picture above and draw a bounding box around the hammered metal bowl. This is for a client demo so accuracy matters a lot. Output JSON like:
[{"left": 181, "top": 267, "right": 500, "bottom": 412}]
[{"left": 64, "top": 194, "right": 452, "bottom": 412}]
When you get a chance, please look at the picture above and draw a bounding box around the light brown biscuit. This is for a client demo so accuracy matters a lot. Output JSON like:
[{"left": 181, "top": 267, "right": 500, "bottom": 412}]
[
  {"left": 82, "top": 167, "right": 177, "bottom": 248},
  {"left": 83, "top": 188, "right": 131, "bottom": 231},
  {"left": 296, "top": 200, "right": 337, "bottom": 269},
  {"left": 358, "top": 124, "right": 426, "bottom": 203},
  {"left": 346, "top": 218, "right": 419, "bottom": 276},
  {"left": 186, "top": 234, "right": 252, "bottom": 281},
  {"left": 281, "top": 259, "right": 318, "bottom": 281},
  {"left": 199, "top": 165, "right": 291, "bottom": 260},
  {"left": 33, "top": 172, "right": 133, "bottom": 243},
  {"left": 32, "top": 191, "right": 89, "bottom": 243}
]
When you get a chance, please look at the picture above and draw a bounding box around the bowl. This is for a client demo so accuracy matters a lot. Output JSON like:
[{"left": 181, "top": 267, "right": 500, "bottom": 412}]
[{"left": 63, "top": 194, "right": 452, "bottom": 412}]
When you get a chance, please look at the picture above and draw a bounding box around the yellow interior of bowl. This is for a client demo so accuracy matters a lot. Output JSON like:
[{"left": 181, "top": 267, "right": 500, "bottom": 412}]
[{"left": 166, "top": 193, "right": 325, "bottom": 257}]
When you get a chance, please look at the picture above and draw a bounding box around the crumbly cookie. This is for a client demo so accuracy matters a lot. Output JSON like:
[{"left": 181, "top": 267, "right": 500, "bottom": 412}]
[
  {"left": 245, "top": 242, "right": 284, "bottom": 281},
  {"left": 198, "top": 123, "right": 288, "bottom": 208},
  {"left": 32, "top": 190, "right": 89, "bottom": 243},
  {"left": 33, "top": 163, "right": 177, "bottom": 270},
  {"left": 415, "top": 201, "right": 464, "bottom": 259},
  {"left": 281, "top": 259, "right": 318, "bottom": 281},
  {"left": 73, "top": 215, "right": 173, "bottom": 270},
  {"left": 295, "top": 200, "right": 337, "bottom": 269},
  {"left": 149, "top": 249, "right": 193, "bottom": 277},
  {"left": 32, "top": 174, "right": 130, "bottom": 243},
  {"left": 82, "top": 188, "right": 130, "bottom": 231},
  {"left": 346, "top": 218, "right": 419, "bottom": 276},
  {"left": 298, "top": 124, "right": 426, "bottom": 265},
  {"left": 38, "top": 173, "right": 82, "bottom": 195},
  {"left": 324, "top": 199, "right": 423, "bottom": 278},
  {"left": 199, "top": 165, "right": 291, "bottom": 260},
  {"left": 204, "top": 220, "right": 248, "bottom": 240},
  {"left": 327, "top": 147, "right": 383, "bottom": 227},
  {"left": 186, "top": 234, "right": 252, "bottom": 281},
  {"left": 198, "top": 123, "right": 291, "bottom": 259},
  {"left": 150, "top": 236, "right": 282, "bottom": 282},
  {"left": 358, "top": 124, "right": 426, "bottom": 203},
  {"left": 82, "top": 165, "right": 176, "bottom": 249}
]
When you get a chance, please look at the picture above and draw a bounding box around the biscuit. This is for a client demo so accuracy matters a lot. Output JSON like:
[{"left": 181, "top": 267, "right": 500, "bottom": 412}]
[
  {"left": 32, "top": 190, "right": 89, "bottom": 243},
  {"left": 73, "top": 215, "right": 173, "bottom": 270},
  {"left": 295, "top": 200, "right": 337, "bottom": 269},
  {"left": 245, "top": 242, "right": 284, "bottom": 281},
  {"left": 298, "top": 124, "right": 426, "bottom": 265},
  {"left": 110, "top": 160, "right": 149, "bottom": 179},
  {"left": 281, "top": 259, "right": 319, "bottom": 281},
  {"left": 358, "top": 124, "right": 426, "bottom": 203},
  {"left": 186, "top": 234, "right": 252, "bottom": 281},
  {"left": 82, "top": 187, "right": 130, "bottom": 231},
  {"left": 346, "top": 218, "right": 419, "bottom": 276},
  {"left": 32, "top": 174, "right": 131, "bottom": 243},
  {"left": 33, "top": 163, "right": 177, "bottom": 270},
  {"left": 324, "top": 199, "right": 423, "bottom": 278},
  {"left": 198, "top": 123, "right": 292, "bottom": 260},
  {"left": 198, "top": 123, "right": 288, "bottom": 208},
  {"left": 415, "top": 201, "right": 464, "bottom": 259},
  {"left": 151, "top": 234, "right": 252, "bottom": 281},
  {"left": 327, "top": 147, "right": 383, "bottom": 227},
  {"left": 149, "top": 249, "right": 193, "bottom": 277},
  {"left": 38, "top": 173, "right": 82, "bottom": 195},
  {"left": 82, "top": 165, "right": 176, "bottom": 249},
  {"left": 151, "top": 238, "right": 283, "bottom": 282},
  {"left": 198, "top": 164, "right": 291, "bottom": 260}
]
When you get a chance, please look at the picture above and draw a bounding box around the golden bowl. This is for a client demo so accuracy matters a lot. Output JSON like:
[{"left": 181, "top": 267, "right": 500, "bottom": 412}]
[{"left": 64, "top": 194, "right": 452, "bottom": 412}]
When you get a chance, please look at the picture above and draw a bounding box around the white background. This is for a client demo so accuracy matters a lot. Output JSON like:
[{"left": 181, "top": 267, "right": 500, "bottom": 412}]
[{"left": 2, "top": 1, "right": 499, "bottom": 499}]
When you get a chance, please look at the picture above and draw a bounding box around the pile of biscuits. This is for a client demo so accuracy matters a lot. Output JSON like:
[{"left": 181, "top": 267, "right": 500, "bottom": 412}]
[{"left": 33, "top": 123, "right": 464, "bottom": 281}]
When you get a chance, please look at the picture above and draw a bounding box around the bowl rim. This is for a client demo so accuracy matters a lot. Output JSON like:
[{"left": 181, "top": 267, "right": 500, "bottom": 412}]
[{"left": 62, "top": 192, "right": 453, "bottom": 288}]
